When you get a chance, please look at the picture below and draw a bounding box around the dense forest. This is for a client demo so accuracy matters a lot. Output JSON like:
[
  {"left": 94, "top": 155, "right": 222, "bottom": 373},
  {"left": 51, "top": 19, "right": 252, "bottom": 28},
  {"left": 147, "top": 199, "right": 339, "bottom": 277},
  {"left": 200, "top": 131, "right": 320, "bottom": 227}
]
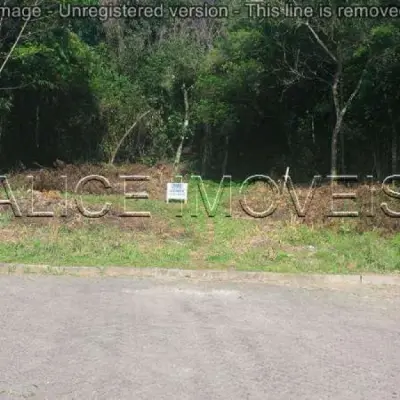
[{"left": 1, "top": 0, "right": 400, "bottom": 181}]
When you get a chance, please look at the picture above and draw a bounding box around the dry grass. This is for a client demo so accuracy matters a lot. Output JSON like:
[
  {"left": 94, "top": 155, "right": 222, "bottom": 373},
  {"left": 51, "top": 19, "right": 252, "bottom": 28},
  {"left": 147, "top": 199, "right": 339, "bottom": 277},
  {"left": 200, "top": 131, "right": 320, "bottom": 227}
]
[{"left": 0, "top": 163, "right": 399, "bottom": 272}]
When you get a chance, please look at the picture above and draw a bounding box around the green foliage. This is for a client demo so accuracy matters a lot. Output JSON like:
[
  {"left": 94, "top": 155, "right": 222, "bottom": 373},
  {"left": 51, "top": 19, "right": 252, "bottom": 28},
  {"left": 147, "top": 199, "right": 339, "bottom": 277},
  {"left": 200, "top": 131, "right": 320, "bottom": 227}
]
[{"left": 0, "top": 0, "right": 399, "bottom": 177}]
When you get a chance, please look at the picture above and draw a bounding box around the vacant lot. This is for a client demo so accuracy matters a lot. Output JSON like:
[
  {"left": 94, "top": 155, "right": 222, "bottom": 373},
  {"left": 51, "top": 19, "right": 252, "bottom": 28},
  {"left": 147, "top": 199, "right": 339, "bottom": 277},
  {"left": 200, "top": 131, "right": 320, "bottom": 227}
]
[{"left": 0, "top": 163, "right": 399, "bottom": 273}]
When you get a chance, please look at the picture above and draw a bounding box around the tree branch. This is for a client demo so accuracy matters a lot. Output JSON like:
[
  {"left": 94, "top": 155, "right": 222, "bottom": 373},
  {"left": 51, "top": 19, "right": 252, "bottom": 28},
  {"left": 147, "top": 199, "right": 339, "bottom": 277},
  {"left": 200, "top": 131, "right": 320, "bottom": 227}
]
[
  {"left": 332, "top": 63, "right": 341, "bottom": 120},
  {"left": 0, "top": 18, "right": 30, "bottom": 76},
  {"left": 304, "top": 21, "right": 338, "bottom": 63},
  {"left": 109, "top": 110, "right": 151, "bottom": 164},
  {"left": 340, "top": 62, "right": 370, "bottom": 119},
  {"left": 0, "top": 0, "right": 41, "bottom": 76}
]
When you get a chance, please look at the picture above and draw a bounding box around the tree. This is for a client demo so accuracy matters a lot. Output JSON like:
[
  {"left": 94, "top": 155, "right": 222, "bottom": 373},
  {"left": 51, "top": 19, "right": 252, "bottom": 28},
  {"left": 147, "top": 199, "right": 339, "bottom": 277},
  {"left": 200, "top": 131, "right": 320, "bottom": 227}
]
[{"left": 275, "top": 0, "right": 387, "bottom": 177}]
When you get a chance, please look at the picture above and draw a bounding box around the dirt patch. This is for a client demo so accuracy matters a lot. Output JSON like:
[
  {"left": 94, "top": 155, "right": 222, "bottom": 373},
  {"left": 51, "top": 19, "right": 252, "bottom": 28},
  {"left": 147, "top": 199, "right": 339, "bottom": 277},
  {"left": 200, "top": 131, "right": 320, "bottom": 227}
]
[
  {"left": 6, "top": 163, "right": 175, "bottom": 199},
  {"left": 3, "top": 163, "right": 400, "bottom": 234},
  {"left": 231, "top": 180, "right": 400, "bottom": 234},
  {"left": 0, "top": 228, "right": 23, "bottom": 243}
]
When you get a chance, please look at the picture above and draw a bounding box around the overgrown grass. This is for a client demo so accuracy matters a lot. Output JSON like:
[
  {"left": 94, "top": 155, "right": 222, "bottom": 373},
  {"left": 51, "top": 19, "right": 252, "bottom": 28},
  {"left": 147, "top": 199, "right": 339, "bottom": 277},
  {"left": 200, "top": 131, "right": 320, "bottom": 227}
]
[{"left": 0, "top": 179, "right": 399, "bottom": 273}]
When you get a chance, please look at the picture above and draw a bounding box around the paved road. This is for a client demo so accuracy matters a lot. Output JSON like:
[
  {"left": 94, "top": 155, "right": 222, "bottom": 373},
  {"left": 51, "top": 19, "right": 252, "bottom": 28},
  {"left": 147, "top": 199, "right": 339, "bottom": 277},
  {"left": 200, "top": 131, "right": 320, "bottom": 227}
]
[{"left": 0, "top": 276, "right": 400, "bottom": 400}]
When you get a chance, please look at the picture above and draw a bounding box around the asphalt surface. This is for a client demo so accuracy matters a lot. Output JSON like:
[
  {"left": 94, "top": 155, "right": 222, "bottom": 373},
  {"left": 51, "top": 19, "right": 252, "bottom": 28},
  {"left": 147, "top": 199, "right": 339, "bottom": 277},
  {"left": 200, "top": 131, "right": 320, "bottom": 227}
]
[{"left": 0, "top": 276, "right": 400, "bottom": 400}]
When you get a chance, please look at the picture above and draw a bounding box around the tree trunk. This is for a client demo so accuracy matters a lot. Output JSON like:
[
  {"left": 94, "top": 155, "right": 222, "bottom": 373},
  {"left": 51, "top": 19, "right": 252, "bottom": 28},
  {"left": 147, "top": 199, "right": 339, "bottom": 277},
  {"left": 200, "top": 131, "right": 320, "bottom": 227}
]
[
  {"left": 174, "top": 137, "right": 185, "bottom": 172},
  {"left": 174, "top": 83, "right": 190, "bottom": 173},
  {"left": 330, "top": 61, "right": 366, "bottom": 178},
  {"left": 392, "top": 128, "right": 397, "bottom": 175},
  {"left": 339, "top": 69, "right": 345, "bottom": 174},
  {"left": 387, "top": 99, "right": 397, "bottom": 175},
  {"left": 302, "top": 21, "right": 367, "bottom": 179},
  {"left": 222, "top": 133, "right": 229, "bottom": 176},
  {"left": 311, "top": 114, "right": 315, "bottom": 145},
  {"left": 35, "top": 105, "right": 40, "bottom": 148},
  {"left": 340, "top": 127, "right": 345, "bottom": 174},
  {"left": 331, "top": 63, "right": 342, "bottom": 177},
  {"left": 373, "top": 131, "right": 382, "bottom": 181},
  {"left": 201, "top": 124, "right": 210, "bottom": 176},
  {"left": 331, "top": 118, "right": 341, "bottom": 177},
  {"left": 135, "top": 120, "right": 143, "bottom": 159}
]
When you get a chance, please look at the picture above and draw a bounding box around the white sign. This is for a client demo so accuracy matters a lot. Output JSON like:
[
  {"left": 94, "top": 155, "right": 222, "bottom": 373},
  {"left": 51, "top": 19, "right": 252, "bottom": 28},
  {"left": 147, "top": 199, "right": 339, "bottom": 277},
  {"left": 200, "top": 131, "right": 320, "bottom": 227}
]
[{"left": 166, "top": 182, "right": 188, "bottom": 203}]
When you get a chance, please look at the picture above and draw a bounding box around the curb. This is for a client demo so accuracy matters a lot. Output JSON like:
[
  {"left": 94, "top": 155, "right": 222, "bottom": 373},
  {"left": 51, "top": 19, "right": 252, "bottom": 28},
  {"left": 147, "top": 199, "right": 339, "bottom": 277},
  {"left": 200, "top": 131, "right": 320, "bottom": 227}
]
[{"left": 0, "top": 263, "right": 400, "bottom": 286}]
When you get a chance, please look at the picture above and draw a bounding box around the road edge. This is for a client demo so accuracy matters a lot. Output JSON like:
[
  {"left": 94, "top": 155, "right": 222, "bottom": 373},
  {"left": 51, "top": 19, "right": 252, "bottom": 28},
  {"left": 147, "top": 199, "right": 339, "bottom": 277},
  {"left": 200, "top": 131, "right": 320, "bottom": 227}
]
[{"left": 0, "top": 263, "right": 400, "bottom": 286}]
